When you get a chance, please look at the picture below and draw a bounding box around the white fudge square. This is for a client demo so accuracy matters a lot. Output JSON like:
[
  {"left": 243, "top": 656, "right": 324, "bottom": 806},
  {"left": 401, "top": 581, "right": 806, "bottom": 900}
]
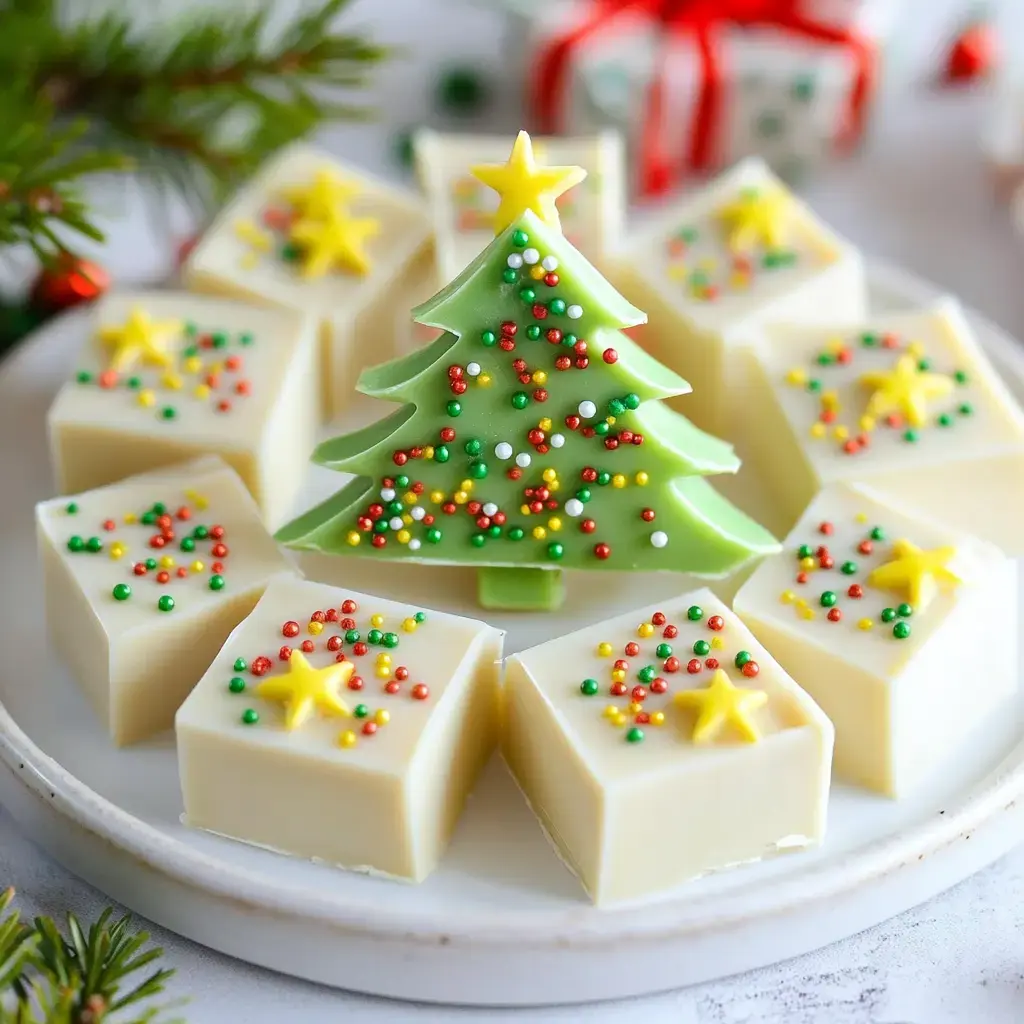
[
  {"left": 414, "top": 130, "right": 625, "bottom": 281},
  {"left": 609, "top": 157, "right": 865, "bottom": 437},
  {"left": 734, "top": 484, "right": 1018, "bottom": 797},
  {"left": 47, "top": 291, "right": 318, "bottom": 531},
  {"left": 175, "top": 576, "right": 503, "bottom": 882},
  {"left": 503, "top": 588, "right": 833, "bottom": 905},
  {"left": 183, "top": 144, "right": 432, "bottom": 418},
  {"left": 37, "top": 457, "right": 296, "bottom": 746},
  {"left": 743, "top": 300, "right": 1024, "bottom": 553}
]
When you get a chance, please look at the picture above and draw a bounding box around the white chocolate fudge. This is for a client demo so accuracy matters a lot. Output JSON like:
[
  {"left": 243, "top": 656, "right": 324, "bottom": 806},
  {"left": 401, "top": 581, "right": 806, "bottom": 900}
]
[
  {"left": 176, "top": 576, "right": 503, "bottom": 882},
  {"left": 47, "top": 292, "right": 319, "bottom": 531},
  {"left": 743, "top": 300, "right": 1024, "bottom": 553},
  {"left": 610, "top": 158, "right": 865, "bottom": 437},
  {"left": 734, "top": 484, "right": 1017, "bottom": 797},
  {"left": 503, "top": 588, "right": 833, "bottom": 905},
  {"left": 183, "top": 144, "right": 432, "bottom": 417},
  {"left": 37, "top": 458, "right": 296, "bottom": 746},
  {"left": 414, "top": 130, "right": 625, "bottom": 281}
]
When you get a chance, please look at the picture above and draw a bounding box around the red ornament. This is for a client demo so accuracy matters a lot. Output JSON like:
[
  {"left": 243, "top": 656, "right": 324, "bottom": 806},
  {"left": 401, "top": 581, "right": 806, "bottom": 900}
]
[{"left": 30, "top": 253, "right": 110, "bottom": 312}]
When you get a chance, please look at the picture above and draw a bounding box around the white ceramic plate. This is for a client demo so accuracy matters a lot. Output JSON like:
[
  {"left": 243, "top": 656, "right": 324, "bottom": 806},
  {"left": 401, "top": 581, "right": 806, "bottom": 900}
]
[{"left": 1, "top": 266, "right": 1023, "bottom": 1008}]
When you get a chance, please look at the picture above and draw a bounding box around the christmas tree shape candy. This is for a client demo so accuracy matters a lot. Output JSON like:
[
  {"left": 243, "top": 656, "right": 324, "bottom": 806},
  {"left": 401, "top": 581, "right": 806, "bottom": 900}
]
[{"left": 277, "top": 132, "right": 779, "bottom": 612}]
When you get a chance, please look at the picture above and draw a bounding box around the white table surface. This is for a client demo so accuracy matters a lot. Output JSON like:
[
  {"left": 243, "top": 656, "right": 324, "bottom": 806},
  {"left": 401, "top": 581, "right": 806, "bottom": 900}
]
[{"left": 7, "top": 0, "right": 1024, "bottom": 1020}]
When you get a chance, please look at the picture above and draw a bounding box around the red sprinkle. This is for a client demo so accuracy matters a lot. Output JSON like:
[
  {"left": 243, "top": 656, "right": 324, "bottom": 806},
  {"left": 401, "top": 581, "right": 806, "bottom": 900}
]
[
  {"left": 348, "top": 675, "right": 364, "bottom": 691},
  {"left": 687, "top": 659, "right": 701, "bottom": 674},
  {"left": 411, "top": 683, "right": 430, "bottom": 700}
]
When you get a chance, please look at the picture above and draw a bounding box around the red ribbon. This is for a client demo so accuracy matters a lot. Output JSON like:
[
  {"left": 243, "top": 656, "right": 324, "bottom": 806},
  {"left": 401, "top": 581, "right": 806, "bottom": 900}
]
[{"left": 531, "top": 0, "right": 876, "bottom": 195}]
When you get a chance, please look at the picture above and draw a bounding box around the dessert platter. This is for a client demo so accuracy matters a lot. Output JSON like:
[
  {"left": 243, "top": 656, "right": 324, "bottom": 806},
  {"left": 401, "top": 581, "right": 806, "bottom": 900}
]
[{"left": 1, "top": 133, "right": 1023, "bottom": 1006}]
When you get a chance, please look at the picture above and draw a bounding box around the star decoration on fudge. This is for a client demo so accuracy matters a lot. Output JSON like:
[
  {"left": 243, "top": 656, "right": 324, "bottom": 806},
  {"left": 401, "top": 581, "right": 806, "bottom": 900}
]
[
  {"left": 289, "top": 210, "right": 379, "bottom": 278},
  {"left": 783, "top": 330, "right": 975, "bottom": 456},
  {"left": 675, "top": 669, "right": 768, "bottom": 745},
  {"left": 99, "top": 307, "right": 181, "bottom": 372},
  {"left": 470, "top": 130, "right": 586, "bottom": 234},
  {"left": 228, "top": 600, "right": 433, "bottom": 748},
  {"left": 255, "top": 650, "right": 353, "bottom": 730},
  {"left": 778, "top": 513, "right": 963, "bottom": 637},
  {"left": 860, "top": 354, "right": 955, "bottom": 427},
  {"left": 717, "top": 187, "right": 789, "bottom": 251},
  {"left": 280, "top": 169, "right": 360, "bottom": 221},
  {"left": 867, "top": 539, "right": 961, "bottom": 611},
  {"left": 77, "top": 313, "right": 256, "bottom": 422},
  {"left": 578, "top": 605, "right": 774, "bottom": 746}
]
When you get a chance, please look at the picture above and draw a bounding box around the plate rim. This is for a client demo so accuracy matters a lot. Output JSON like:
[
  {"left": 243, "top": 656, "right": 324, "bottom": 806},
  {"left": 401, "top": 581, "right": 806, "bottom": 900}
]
[{"left": 3, "top": 263, "right": 1024, "bottom": 948}]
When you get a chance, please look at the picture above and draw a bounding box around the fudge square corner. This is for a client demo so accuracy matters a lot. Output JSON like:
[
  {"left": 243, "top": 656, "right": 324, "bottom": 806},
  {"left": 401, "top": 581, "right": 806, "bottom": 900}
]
[
  {"left": 502, "top": 588, "right": 833, "bottom": 905},
  {"left": 175, "top": 575, "right": 504, "bottom": 883},
  {"left": 182, "top": 143, "right": 433, "bottom": 418},
  {"left": 734, "top": 482, "right": 1018, "bottom": 798},
  {"left": 610, "top": 157, "right": 866, "bottom": 439},
  {"left": 742, "top": 299, "right": 1024, "bottom": 554}
]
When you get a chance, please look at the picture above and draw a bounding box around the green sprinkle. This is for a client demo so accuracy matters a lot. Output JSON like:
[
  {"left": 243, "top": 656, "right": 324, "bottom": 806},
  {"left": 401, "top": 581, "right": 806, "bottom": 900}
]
[
  {"left": 75, "top": 371, "right": 92, "bottom": 384},
  {"left": 869, "top": 526, "right": 885, "bottom": 541},
  {"left": 414, "top": 611, "right": 426, "bottom": 623},
  {"left": 239, "top": 332, "right": 254, "bottom": 346},
  {"left": 157, "top": 595, "right": 175, "bottom": 613},
  {"left": 433, "top": 445, "right": 450, "bottom": 463},
  {"left": 470, "top": 533, "right": 486, "bottom": 548},
  {"left": 623, "top": 393, "right": 640, "bottom": 410},
  {"left": 637, "top": 666, "right": 656, "bottom": 684},
  {"left": 562, "top": 334, "right": 577, "bottom": 348},
  {"left": 344, "top": 629, "right": 360, "bottom": 644},
  {"left": 354, "top": 703, "right": 369, "bottom": 719},
  {"left": 112, "top": 583, "right": 131, "bottom": 601},
  {"left": 241, "top": 709, "right": 259, "bottom": 725},
  {"left": 480, "top": 330, "right": 497, "bottom": 347},
  {"left": 519, "top": 287, "right": 536, "bottom": 303},
  {"left": 807, "top": 379, "right": 822, "bottom": 392},
  {"left": 880, "top": 607, "right": 897, "bottom": 623},
  {"left": 625, "top": 727, "right": 644, "bottom": 744},
  {"left": 593, "top": 421, "right": 610, "bottom": 437},
  {"left": 693, "top": 640, "right": 711, "bottom": 656},
  {"left": 580, "top": 678, "right": 599, "bottom": 696},
  {"left": 85, "top": 536, "right": 103, "bottom": 553},
  {"left": 792, "top": 73, "right": 816, "bottom": 101},
  {"left": 897, "top": 603, "right": 913, "bottom": 618},
  {"left": 144, "top": 558, "right": 157, "bottom": 570},
  {"left": 797, "top": 544, "right": 814, "bottom": 559},
  {"left": 184, "top": 322, "right": 198, "bottom": 337},
  {"left": 508, "top": 527, "right": 524, "bottom": 541},
  {"left": 280, "top": 242, "right": 301, "bottom": 262},
  {"left": 512, "top": 230, "right": 529, "bottom": 247},
  {"left": 233, "top": 657, "right": 247, "bottom": 672},
  {"left": 655, "top": 643, "right": 672, "bottom": 659},
  {"left": 841, "top": 561, "right": 858, "bottom": 575},
  {"left": 959, "top": 402, "right": 973, "bottom": 416},
  {"left": 511, "top": 392, "right": 529, "bottom": 410},
  {"left": 502, "top": 268, "right": 517, "bottom": 284},
  {"left": 820, "top": 591, "right": 837, "bottom": 608},
  {"left": 67, "top": 536, "right": 85, "bottom": 552},
  {"left": 687, "top": 605, "right": 703, "bottom": 621},
  {"left": 446, "top": 400, "right": 462, "bottom": 417},
  {"left": 126, "top": 376, "right": 141, "bottom": 389},
  {"left": 425, "top": 528, "right": 442, "bottom": 544},
  {"left": 468, "top": 460, "right": 488, "bottom": 480},
  {"left": 209, "top": 574, "right": 225, "bottom": 591},
  {"left": 893, "top": 621, "right": 911, "bottom": 639},
  {"left": 367, "top": 628, "right": 383, "bottom": 646},
  {"left": 160, "top": 406, "right": 177, "bottom": 420},
  {"left": 734, "top": 651, "right": 752, "bottom": 668},
  {"left": 917, "top": 358, "right": 931, "bottom": 372},
  {"left": 228, "top": 677, "right": 246, "bottom": 694},
  {"left": 65, "top": 502, "right": 79, "bottom": 515},
  {"left": 549, "top": 298, "right": 566, "bottom": 316},
  {"left": 152, "top": 503, "right": 167, "bottom": 515},
  {"left": 954, "top": 370, "right": 968, "bottom": 385},
  {"left": 387, "top": 501, "right": 403, "bottom": 516},
  {"left": 816, "top": 352, "right": 833, "bottom": 366},
  {"left": 608, "top": 398, "right": 626, "bottom": 416},
  {"left": 937, "top": 413, "right": 953, "bottom": 427},
  {"left": 487, "top": 525, "right": 501, "bottom": 538},
  {"left": 576, "top": 488, "right": 591, "bottom": 503},
  {"left": 547, "top": 542, "right": 564, "bottom": 560},
  {"left": 141, "top": 512, "right": 156, "bottom": 526},
  {"left": 526, "top": 325, "right": 541, "bottom": 340},
  {"left": 382, "top": 632, "right": 399, "bottom": 648},
  {"left": 903, "top": 429, "right": 919, "bottom": 443},
  {"left": 596, "top": 471, "right": 611, "bottom": 486}
]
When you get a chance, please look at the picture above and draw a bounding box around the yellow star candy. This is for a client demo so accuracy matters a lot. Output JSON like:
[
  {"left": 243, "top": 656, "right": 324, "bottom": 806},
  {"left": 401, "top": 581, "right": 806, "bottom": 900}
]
[
  {"left": 675, "top": 669, "right": 768, "bottom": 744},
  {"left": 717, "top": 188, "right": 789, "bottom": 251},
  {"left": 289, "top": 210, "right": 378, "bottom": 278},
  {"left": 470, "top": 130, "right": 586, "bottom": 236},
  {"left": 98, "top": 307, "right": 181, "bottom": 372},
  {"left": 280, "top": 168, "right": 360, "bottom": 221},
  {"left": 867, "top": 539, "right": 961, "bottom": 610},
  {"left": 859, "top": 354, "right": 954, "bottom": 428},
  {"left": 256, "top": 650, "right": 353, "bottom": 731}
]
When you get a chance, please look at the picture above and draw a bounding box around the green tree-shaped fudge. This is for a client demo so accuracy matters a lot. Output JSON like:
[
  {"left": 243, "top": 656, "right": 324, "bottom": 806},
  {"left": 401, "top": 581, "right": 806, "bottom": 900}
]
[{"left": 277, "top": 133, "right": 778, "bottom": 610}]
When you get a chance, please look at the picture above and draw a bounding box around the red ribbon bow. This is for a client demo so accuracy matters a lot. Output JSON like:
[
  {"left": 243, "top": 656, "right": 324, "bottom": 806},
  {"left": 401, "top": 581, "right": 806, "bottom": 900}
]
[{"left": 531, "top": 0, "right": 875, "bottom": 195}]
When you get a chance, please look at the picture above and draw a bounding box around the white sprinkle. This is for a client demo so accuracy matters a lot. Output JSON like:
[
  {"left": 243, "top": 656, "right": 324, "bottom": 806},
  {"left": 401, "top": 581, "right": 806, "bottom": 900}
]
[
  {"left": 567, "top": 304, "right": 583, "bottom": 319},
  {"left": 550, "top": 433, "right": 565, "bottom": 448},
  {"left": 651, "top": 531, "right": 668, "bottom": 549},
  {"left": 542, "top": 255, "right": 558, "bottom": 271},
  {"left": 410, "top": 506, "right": 426, "bottom": 521},
  {"left": 483, "top": 502, "right": 498, "bottom": 517},
  {"left": 578, "top": 400, "right": 597, "bottom": 419},
  {"left": 564, "top": 498, "right": 584, "bottom": 517},
  {"left": 495, "top": 442, "right": 513, "bottom": 460},
  {"left": 507, "top": 253, "right": 524, "bottom": 269},
  {"left": 466, "top": 362, "right": 481, "bottom": 377},
  {"left": 389, "top": 517, "right": 404, "bottom": 531},
  {"left": 515, "top": 452, "right": 532, "bottom": 468},
  {"left": 380, "top": 487, "right": 396, "bottom": 502},
  {"left": 523, "top": 247, "right": 540, "bottom": 265},
  {"left": 408, "top": 539, "right": 422, "bottom": 552}
]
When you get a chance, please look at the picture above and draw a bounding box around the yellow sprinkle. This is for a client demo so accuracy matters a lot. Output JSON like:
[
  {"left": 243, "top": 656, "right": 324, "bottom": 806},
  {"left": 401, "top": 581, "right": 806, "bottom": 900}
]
[
  {"left": 339, "top": 730, "right": 357, "bottom": 749},
  {"left": 403, "top": 491, "right": 417, "bottom": 505},
  {"left": 834, "top": 425, "right": 849, "bottom": 441},
  {"left": 800, "top": 607, "right": 816, "bottom": 620},
  {"left": 855, "top": 511, "right": 868, "bottom": 523},
  {"left": 532, "top": 370, "right": 548, "bottom": 385},
  {"left": 611, "top": 669, "right": 626, "bottom": 683},
  {"left": 605, "top": 415, "right": 616, "bottom": 426},
  {"left": 460, "top": 479, "right": 474, "bottom": 493},
  {"left": 800, "top": 556, "right": 815, "bottom": 570},
  {"left": 597, "top": 642, "right": 613, "bottom": 657},
  {"left": 612, "top": 474, "right": 626, "bottom": 489},
  {"left": 402, "top": 617, "right": 418, "bottom": 633},
  {"left": 520, "top": 504, "right": 531, "bottom": 515},
  {"left": 376, "top": 652, "right": 391, "bottom": 664},
  {"left": 137, "top": 389, "right": 155, "bottom": 408},
  {"left": 345, "top": 531, "right": 361, "bottom": 546},
  {"left": 549, "top": 480, "right": 560, "bottom": 492},
  {"left": 603, "top": 704, "right": 620, "bottom": 719},
  {"left": 123, "top": 513, "right": 137, "bottom": 524},
  {"left": 906, "top": 340, "right": 925, "bottom": 358},
  {"left": 430, "top": 490, "right": 445, "bottom": 504},
  {"left": 308, "top": 621, "right": 324, "bottom": 636},
  {"left": 809, "top": 423, "right": 827, "bottom": 439},
  {"left": 375, "top": 709, "right": 390, "bottom": 726},
  {"left": 710, "top": 636, "right": 724, "bottom": 649},
  {"left": 159, "top": 555, "right": 175, "bottom": 569},
  {"left": 538, "top": 418, "right": 553, "bottom": 431},
  {"left": 234, "top": 219, "right": 271, "bottom": 250},
  {"left": 162, "top": 373, "right": 183, "bottom": 390},
  {"left": 183, "top": 356, "right": 203, "bottom": 374},
  {"left": 193, "top": 384, "right": 210, "bottom": 400},
  {"left": 530, "top": 265, "right": 546, "bottom": 280},
  {"left": 858, "top": 618, "right": 874, "bottom": 631},
  {"left": 650, "top": 711, "right": 666, "bottom": 726},
  {"left": 532, "top": 526, "right": 547, "bottom": 540},
  {"left": 542, "top": 468, "right": 557, "bottom": 483},
  {"left": 785, "top": 368, "right": 807, "bottom": 386},
  {"left": 795, "top": 598, "right": 809, "bottom": 608},
  {"left": 698, "top": 256, "right": 718, "bottom": 271},
  {"left": 825, "top": 335, "right": 846, "bottom": 354},
  {"left": 859, "top": 415, "right": 876, "bottom": 432},
  {"left": 612, "top": 713, "right": 628, "bottom": 728},
  {"left": 477, "top": 373, "right": 492, "bottom": 387},
  {"left": 454, "top": 491, "right": 468, "bottom": 505},
  {"left": 370, "top": 614, "right": 384, "bottom": 628},
  {"left": 729, "top": 271, "right": 750, "bottom": 290},
  {"left": 548, "top": 517, "right": 562, "bottom": 531},
  {"left": 627, "top": 701, "right": 642, "bottom": 715},
  {"left": 820, "top": 390, "right": 839, "bottom": 408},
  {"left": 424, "top": 446, "right": 435, "bottom": 460},
  {"left": 397, "top": 529, "right": 411, "bottom": 544},
  {"left": 208, "top": 361, "right": 224, "bottom": 375},
  {"left": 190, "top": 560, "right": 204, "bottom": 573},
  {"left": 109, "top": 543, "right": 126, "bottom": 561},
  {"left": 401, "top": 515, "right": 412, "bottom": 526},
  {"left": 185, "top": 490, "right": 208, "bottom": 511},
  {"left": 667, "top": 263, "right": 688, "bottom": 281},
  {"left": 637, "top": 622, "right": 655, "bottom": 638},
  {"left": 780, "top": 590, "right": 796, "bottom": 604},
  {"left": 375, "top": 665, "right": 391, "bottom": 679},
  {"left": 635, "top": 472, "right": 649, "bottom": 486}
]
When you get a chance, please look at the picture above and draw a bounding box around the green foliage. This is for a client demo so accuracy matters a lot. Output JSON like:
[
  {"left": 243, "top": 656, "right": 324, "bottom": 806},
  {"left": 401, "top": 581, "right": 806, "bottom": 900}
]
[
  {"left": 0, "top": 888, "right": 180, "bottom": 1024},
  {"left": 0, "top": 0, "right": 385, "bottom": 263}
]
